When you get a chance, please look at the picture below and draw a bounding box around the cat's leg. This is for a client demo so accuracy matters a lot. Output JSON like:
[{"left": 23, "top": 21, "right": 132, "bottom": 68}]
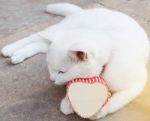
[
  {"left": 11, "top": 42, "right": 48, "bottom": 64},
  {"left": 37, "top": 22, "right": 66, "bottom": 41},
  {"left": 1, "top": 33, "right": 50, "bottom": 64},
  {"left": 1, "top": 22, "right": 65, "bottom": 58},
  {"left": 90, "top": 84, "right": 145, "bottom": 120},
  {"left": 1, "top": 22, "right": 66, "bottom": 64},
  {"left": 90, "top": 62, "right": 147, "bottom": 120},
  {"left": 60, "top": 95, "right": 74, "bottom": 115},
  {"left": 1, "top": 34, "right": 42, "bottom": 57}
]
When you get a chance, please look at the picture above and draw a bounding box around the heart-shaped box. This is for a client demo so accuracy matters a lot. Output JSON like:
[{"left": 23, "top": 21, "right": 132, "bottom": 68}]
[{"left": 67, "top": 76, "right": 110, "bottom": 118}]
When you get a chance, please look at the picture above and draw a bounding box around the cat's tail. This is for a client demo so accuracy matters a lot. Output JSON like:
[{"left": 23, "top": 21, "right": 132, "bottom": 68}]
[{"left": 46, "top": 3, "right": 83, "bottom": 16}]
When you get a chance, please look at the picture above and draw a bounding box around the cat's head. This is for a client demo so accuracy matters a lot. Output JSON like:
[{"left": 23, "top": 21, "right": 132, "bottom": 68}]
[
  {"left": 46, "top": 43, "right": 106, "bottom": 85},
  {"left": 44, "top": 30, "right": 112, "bottom": 85}
]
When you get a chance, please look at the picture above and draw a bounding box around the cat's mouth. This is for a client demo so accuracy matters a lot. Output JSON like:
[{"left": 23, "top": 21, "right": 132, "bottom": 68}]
[
  {"left": 100, "top": 64, "right": 107, "bottom": 75},
  {"left": 49, "top": 79, "right": 55, "bottom": 84}
]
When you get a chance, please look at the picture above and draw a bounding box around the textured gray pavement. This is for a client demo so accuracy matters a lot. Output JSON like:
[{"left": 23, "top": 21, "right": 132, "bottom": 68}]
[{"left": 0, "top": 0, "right": 150, "bottom": 121}]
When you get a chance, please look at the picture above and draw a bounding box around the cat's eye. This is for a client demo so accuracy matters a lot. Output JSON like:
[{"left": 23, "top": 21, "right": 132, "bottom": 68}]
[{"left": 58, "top": 71, "right": 65, "bottom": 74}]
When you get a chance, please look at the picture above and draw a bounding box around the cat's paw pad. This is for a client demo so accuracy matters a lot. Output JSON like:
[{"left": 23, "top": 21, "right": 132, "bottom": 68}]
[{"left": 1, "top": 45, "right": 16, "bottom": 57}]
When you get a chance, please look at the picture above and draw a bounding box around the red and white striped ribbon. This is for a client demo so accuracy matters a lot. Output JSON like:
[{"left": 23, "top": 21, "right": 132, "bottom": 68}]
[{"left": 67, "top": 76, "right": 108, "bottom": 87}]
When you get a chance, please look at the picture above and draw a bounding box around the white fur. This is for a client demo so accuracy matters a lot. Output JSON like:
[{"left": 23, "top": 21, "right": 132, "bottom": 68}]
[
  {"left": 60, "top": 96, "right": 74, "bottom": 115},
  {"left": 1, "top": 3, "right": 150, "bottom": 120},
  {"left": 46, "top": 3, "right": 83, "bottom": 16}
]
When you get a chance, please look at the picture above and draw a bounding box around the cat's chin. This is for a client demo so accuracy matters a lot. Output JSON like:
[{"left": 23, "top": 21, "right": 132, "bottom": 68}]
[{"left": 54, "top": 80, "right": 67, "bottom": 85}]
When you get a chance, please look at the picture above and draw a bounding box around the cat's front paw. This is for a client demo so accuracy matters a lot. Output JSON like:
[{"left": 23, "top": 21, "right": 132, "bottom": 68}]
[
  {"left": 11, "top": 54, "right": 25, "bottom": 64},
  {"left": 89, "top": 103, "right": 109, "bottom": 120},
  {"left": 60, "top": 96, "right": 74, "bottom": 115},
  {"left": 1, "top": 45, "right": 16, "bottom": 57}
]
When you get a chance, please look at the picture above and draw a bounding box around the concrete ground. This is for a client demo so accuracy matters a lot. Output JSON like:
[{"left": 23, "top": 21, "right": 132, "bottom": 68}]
[{"left": 0, "top": 0, "right": 150, "bottom": 121}]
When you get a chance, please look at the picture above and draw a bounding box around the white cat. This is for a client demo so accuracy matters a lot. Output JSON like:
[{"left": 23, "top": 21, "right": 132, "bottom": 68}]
[{"left": 1, "top": 3, "right": 150, "bottom": 120}]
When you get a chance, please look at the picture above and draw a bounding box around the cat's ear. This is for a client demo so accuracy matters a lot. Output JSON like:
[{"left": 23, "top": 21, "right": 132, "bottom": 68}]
[{"left": 68, "top": 50, "right": 88, "bottom": 61}]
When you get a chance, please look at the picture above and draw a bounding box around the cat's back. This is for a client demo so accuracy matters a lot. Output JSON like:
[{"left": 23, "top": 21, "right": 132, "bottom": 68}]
[
  {"left": 63, "top": 7, "right": 139, "bottom": 32},
  {"left": 61, "top": 8, "right": 149, "bottom": 61}
]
